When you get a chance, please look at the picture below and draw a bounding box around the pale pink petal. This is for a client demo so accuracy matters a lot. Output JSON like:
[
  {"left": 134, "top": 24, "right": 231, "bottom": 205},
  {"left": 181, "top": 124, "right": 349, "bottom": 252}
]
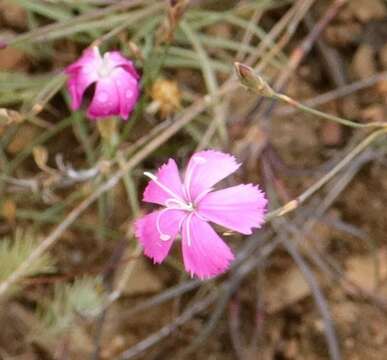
[
  {"left": 143, "top": 159, "right": 185, "bottom": 206},
  {"left": 110, "top": 67, "right": 140, "bottom": 119},
  {"left": 184, "top": 150, "right": 240, "bottom": 201},
  {"left": 181, "top": 214, "right": 234, "bottom": 279},
  {"left": 197, "top": 184, "right": 267, "bottom": 235},
  {"left": 87, "top": 77, "right": 120, "bottom": 119},
  {"left": 135, "top": 209, "right": 186, "bottom": 264},
  {"left": 107, "top": 51, "right": 140, "bottom": 79}
]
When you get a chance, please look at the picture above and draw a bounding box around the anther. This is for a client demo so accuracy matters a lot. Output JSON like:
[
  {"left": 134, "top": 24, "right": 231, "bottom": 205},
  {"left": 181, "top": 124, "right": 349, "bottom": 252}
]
[
  {"left": 160, "top": 234, "right": 171, "bottom": 241},
  {"left": 144, "top": 171, "right": 158, "bottom": 181}
]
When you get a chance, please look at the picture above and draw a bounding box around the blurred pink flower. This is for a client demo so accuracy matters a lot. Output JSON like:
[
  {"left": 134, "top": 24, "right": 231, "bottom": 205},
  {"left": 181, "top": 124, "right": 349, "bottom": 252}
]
[
  {"left": 65, "top": 46, "right": 140, "bottom": 120},
  {"left": 135, "top": 150, "right": 267, "bottom": 279}
]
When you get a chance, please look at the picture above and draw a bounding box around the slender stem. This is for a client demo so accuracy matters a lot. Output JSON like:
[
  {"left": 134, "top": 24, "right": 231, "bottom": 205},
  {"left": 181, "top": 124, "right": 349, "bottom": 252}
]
[
  {"left": 235, "top": 62, "right": 387, "bottom": 129},
  {"left": 266, "top": 128, "right": 387, "bottom": 220},
  {"left": 275, "top": 93, "right": 386, "bottom": 129},
  {"left": 97, "top": 118, "right": 119, "bottom": 240}
]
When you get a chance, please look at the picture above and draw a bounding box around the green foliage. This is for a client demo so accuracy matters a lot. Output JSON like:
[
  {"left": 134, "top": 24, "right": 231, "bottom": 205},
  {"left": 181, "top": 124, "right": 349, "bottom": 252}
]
[
  {"left": 39, "top": 277, "right": 106, "bottom": 336},
  {"left": 0, "top": 228, "right": 55, "bottom": 284}
]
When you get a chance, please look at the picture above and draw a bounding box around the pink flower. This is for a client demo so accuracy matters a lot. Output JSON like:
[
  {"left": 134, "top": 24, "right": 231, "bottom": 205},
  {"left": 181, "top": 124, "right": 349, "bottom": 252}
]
[
  {"left": 135, "top": 150, "right": 267, "bottom": 279},
  {"left": 65, "top": 46, "right": 140, "bottom": 120}
]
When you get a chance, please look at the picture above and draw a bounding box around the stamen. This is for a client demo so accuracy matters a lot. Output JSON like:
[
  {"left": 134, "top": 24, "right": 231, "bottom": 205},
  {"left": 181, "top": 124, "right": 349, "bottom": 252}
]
[
  {"left": 194, "top": 211, "right": 208, "bottom": 222},
  {"left": 155, "top": 203, "right": 195, "bottom": 242},
  {"left": 185, "top": 212, "right": 195, "bottom": 247},
  {"left": 178, "top": 214, "right": 186, "bottom": 233},
  {"left": 144, "top": 170, "right": 199, "bottom": 243},
  {"left": 165, "top": 198, "right": 193, "bottom": 211},
  {"left": 144, "top": 171, "right": 184, "bottom": 202}
]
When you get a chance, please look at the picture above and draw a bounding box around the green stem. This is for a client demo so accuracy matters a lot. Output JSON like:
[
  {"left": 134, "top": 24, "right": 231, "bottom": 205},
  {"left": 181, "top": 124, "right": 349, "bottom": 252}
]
[
  {"left": 235, "top": 62, "right": 386, "bottom": 129},
  {"left": 266, "top": 128, "right": 387, "bottom": 220},
  {"left": 97, "top": 118, "right": 119, "bottom": 241},
  {"left": 275, "top": 93, "right": 385, "bottom": 129}
]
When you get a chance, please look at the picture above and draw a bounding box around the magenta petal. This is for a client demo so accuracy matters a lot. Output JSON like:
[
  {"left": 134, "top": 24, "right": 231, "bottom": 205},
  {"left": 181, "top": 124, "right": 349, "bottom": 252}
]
[
  {"left": 67, "top": 68, "right": 99, "bottom": 110},
  {"left": 107, "top": 51, "right": 140, "bottom": 79},
  {"left": 87, "top": 77, "right": 120, "bottom": 119},
  {"left": 65, "top": 47, "right": 140, "bottom": 120},
  {"left": 181, "top": 214, "right": 234, "bottom": 279},
  {"left": 135, "top": 209, "right": 186, "bottom": 264},
  {"left": 110, "top": 67, "right": 140, "bottom": 119},
  {"left": 65, "top": 47, "right": 102, "bottom": 74},
  {"left": 65, "top": 47, "right": 101, "bottom": 110},
  {"left": 184, "top": 150, "right": 240, "bottom": 201},
  {"left": 143, "top": 159, "right": 185, "bottom": 206},
  {"left": 197, "top": 184, "right": 267, "bottom": 235}
]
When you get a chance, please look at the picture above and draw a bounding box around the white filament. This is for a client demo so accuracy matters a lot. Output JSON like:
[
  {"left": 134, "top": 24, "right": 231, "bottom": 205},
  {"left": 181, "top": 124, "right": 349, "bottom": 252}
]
[
  {"left": 144, "top": 171, "right": 184, "bottom": 202},
  {"left": 156, "top": 207, "right": 175, "bottom": 241},
  {"left": 184, "top": 212, "right": 195, "bottom": 247},
  {"left": 144, "top": 166, "right": 205, "bottom": 246}
]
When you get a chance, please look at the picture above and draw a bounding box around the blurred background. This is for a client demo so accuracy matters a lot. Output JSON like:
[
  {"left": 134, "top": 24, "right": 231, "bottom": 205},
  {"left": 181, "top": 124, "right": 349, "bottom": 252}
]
[{"left": 0, "top": 0, "right": 387, "bottom": 359}]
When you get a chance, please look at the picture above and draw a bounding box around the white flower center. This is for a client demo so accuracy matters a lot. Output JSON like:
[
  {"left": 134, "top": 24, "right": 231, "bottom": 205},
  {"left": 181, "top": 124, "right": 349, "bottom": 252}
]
[
  {"left": 97, "top": 54, "right": 114, "bottom": 78},
  {"left": 144, "top": 157, "right": 210, "bottom": 246},
  {"left": 144, "top": 171, "right": 197, "bottom": 244}
]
